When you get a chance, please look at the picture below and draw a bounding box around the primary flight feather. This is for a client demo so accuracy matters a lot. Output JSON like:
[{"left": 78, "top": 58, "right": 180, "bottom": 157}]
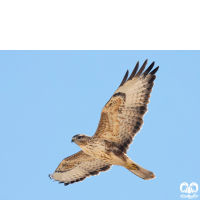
[{"left": 49, "top": 59, "right": 159, "bottom": 186}]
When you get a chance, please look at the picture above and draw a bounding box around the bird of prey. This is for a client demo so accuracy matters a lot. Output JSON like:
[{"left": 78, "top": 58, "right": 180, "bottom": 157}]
[{"left": 49, "top": 59, "right": 159, "bottom": 186}]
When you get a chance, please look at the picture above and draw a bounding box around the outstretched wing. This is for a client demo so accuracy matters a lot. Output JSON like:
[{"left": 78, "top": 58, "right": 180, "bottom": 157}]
[
  {"left": 49, "top": 151, "right": 111, "bottom": 186},
  {"left": 92, "top": 59, "right": 159, "bottom": 153}
]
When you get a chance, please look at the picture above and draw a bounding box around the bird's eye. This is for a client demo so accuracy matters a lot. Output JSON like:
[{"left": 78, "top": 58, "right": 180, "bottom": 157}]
[{"left": 77, "top": 136, "right": 82, "bottom": 139}]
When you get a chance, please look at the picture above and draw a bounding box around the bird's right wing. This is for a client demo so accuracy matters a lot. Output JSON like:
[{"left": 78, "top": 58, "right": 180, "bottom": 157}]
[{"left": 49, "top": 150, "right": 112, "bottom": 186}]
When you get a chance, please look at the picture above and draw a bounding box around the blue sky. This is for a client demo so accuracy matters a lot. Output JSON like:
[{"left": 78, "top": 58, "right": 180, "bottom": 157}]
[{"left": 0, "top": 51, "right": 199, "bottom": 200}]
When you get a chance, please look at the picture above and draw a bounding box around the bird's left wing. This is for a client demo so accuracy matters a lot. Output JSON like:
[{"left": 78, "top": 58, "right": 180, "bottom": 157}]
[
  {"left": 49, "top": 150, "right": 111, "bottom": 186},
  {"left": 92, "top": 59, "right": 159, "bottom": 153}
]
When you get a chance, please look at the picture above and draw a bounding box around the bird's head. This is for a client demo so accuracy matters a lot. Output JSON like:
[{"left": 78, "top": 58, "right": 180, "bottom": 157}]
[{"left": 71, "top": 134, "right": 90, "bottom": 146}]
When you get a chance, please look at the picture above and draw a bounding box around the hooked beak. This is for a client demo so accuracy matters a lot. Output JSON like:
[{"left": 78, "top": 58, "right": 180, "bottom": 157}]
[{"left": 71, "top": 137, "right": 75, "bottom": 143}]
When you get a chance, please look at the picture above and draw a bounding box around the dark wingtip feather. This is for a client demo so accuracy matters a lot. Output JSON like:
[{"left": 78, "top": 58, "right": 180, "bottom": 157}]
[
  {"left": 135, "top": 59, "right": 148, "bottom": 77},
  {"left": 150, "top": 66, "right": 159, "bottom": 75},
  {"left": 119, "top": 70, "right": 129, "bottom": 87},
  {"left": 48, "top": 174, "right": 52, "bottom": 179},
  {"left": 148, "top": 75, "right": 156, "bottom": 83},
  {"left": 128, "top": 61, "right": 139, "bottom": 81},
  {"left": 143, "top": 61, "right": 155, "bottom": 77},
  {"left": 118, "top": 60, "right": 158, "bottom": 88}
]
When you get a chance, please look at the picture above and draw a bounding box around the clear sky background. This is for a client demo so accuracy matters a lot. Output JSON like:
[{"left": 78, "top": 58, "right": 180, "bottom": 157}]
[{"left": 0, "top": 51, "right": 199, "bottom": 200}]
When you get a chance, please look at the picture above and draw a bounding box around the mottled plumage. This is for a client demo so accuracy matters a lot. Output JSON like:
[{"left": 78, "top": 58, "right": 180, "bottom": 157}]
[{"left": 49, "top": 59, "right": 159, "bottom": 186}]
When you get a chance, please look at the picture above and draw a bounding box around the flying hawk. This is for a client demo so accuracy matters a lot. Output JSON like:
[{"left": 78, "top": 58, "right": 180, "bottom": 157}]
[{"left": 49, "top": 59, "right": 159, "bottom": 186}]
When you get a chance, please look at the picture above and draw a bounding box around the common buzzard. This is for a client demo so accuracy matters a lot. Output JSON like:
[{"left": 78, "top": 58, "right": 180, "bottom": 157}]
[{"left": 49, "top": 59, "right": 159, "bottom": 186}]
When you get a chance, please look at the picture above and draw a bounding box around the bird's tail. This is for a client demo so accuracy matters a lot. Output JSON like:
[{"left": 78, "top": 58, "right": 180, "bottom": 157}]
[{"left": 125, "top": 160, "right": 155, "bottom": 180}]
